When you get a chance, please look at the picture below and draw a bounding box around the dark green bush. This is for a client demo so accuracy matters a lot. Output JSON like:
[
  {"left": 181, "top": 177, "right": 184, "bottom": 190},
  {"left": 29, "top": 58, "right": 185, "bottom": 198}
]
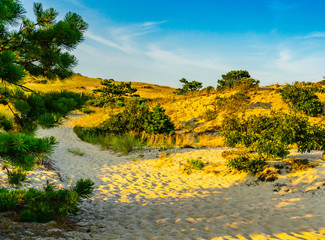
[
  {"left": 277, "top": 84, "right": 324, "bottom": 117},
  {"left": 143, "top": 104, "right": 175, "bottom": 134},
  {"left": 2, "top": 87, "right": 89, "bottom": 132},
  {"left": 174, "top": 78, "right": 203, "bottom": 95},
  {"left": 97, "top": 100, "right": 175, "bottom": 135},
  {"left": 7, "top": 170, "right": 27, "bottom": 186},
  {"left": 285, "top": 158, "right": 319, "bottom": 172},
  {"left": 227, "top": 156, "right": 266, "bottom": 174},
  {"left": 187, "top": 158, "right": 205, "bottom": 170},
  {"left": 89, "top": 79, "right": 137, "bottom": 107},
  {"left": 217, "top": 70, "right": 259, "bottom": 91},
  {"left": 0, "top": 133, "right": 56, "bottom": 186},
  {"left": 0, "top": 113, "right": 13, "bottom": 131},
  {"left": 222, "top": 113, "right": 318, "bottom": 159},
  {"left": 0, "top": 179, "right": 94, "bottom": 222},
  {"left": 183, "top": 158, "right": 205, "bottom": 174}
]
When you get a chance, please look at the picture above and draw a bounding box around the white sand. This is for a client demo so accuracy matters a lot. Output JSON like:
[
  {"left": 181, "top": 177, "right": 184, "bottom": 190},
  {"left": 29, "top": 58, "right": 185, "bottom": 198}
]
[{"left": 2, "top": 114, "right": 325, "bottom": 239}]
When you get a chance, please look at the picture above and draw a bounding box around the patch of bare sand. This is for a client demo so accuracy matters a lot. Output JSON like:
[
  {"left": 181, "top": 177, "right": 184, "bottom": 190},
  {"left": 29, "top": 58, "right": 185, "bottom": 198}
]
[{"left": 2, "top": 114, "right": 324, "bottom": 239}]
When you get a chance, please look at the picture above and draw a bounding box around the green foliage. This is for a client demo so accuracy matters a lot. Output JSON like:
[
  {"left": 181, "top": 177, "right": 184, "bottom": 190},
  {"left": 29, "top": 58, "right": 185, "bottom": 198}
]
[
  {"left": 223, "top": 112, "right": 325, "bottom": 159},
  {"left": 183, "top": 158, "right": 205, "bottom": 174},
  {"left": 8, "top": 88, "right": 88, "bottom": 132},
  {"left": 0, "top": 113, "right": 13, "bottom": 131},
  {"left": 277, "top": 84, "right": 324, "bottom": 117},
  {"left": 67, "top": 147, "right": 85, "bottom": 156},
  {"left": 174, "top": 78, "right": 203, "bottom": 95},
  {"left": 144, "top": 104, "right": 175, "bottom": 134},
  {"left": 0, "top": 179, "right": 94, "bottom": 222},
  {"left": 98, "top": 100, "right": 175, "bottom": 135},
  {"left": 73, "top": 127, "right": 146, "bottom": 154},
  {"left": 201, "top": 86, "right": 215, "bottom": 95},
  {"left": 285, "top": 158, "right": 319, "bottom": 172},
  {"left": 108, "top": 134, "right": 145, "bottom": 155},
  {"left": 223, "top": 113, "right": 304, "bottom": 159},
  {"left": 7, "top": 170, "right": 27, "bottom": 186},
  {"left": 71, "top": 179, "right": 95, "bottom": 199},
  {"left": 0, "top": 1, "right": 92, "bottom": 223},
  {"left": 227, "top": 156, "right": 266, "bottom": 174},
  {"left": 89, "top": 79, "right": 137, "bottom": 107},
  {"left": 0, "top": 1, "right": 88, "bottom": 82},
  {"left": 216, "top": 70, "right": 259, "bottom": 91},
  {"left": 0, "top": 132, "right": 56, "bottom": 186}
]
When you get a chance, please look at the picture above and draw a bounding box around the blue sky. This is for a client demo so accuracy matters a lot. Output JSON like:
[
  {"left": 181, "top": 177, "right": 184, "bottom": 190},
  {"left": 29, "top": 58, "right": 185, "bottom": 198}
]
[{"left": 21, "top": 0, "right": 325, "bottom": 87}]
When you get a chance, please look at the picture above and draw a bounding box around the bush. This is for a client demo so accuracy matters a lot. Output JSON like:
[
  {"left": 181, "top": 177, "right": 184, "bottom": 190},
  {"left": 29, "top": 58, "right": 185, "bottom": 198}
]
[
  {"left": 0, "top": 179, "right": 94, "bottom": 222},
  {"left": 0, "top": 113, "right": 13, "bottom": 131},
  {"left": 227, "top": 156, "right": 266, "bottom": 174},
  {"left": 217, "top": 70, "right": 259, "bottom": 91},
  {"left": 277, "top": 84, "right": 324, "bottom": 117},
  {"left": 109, "top": 134, "right": 145, "bottom": 155},
  {"left": 174, "top": 78, "right": 203, "bottom": 95},
  {"left": 0, "top": 133, "right": 57, "bottom": 186},
  {"left": 8, "top": 88, "right": 89, "bottom": 132},
  {"left": 144, "top": 104, "right": 175, "bottom": 134},
  {"left": 98, "top": 100, "right": 175, "bottom": 135},
  {"left": 183, "top": 158, "right": 205, "bottom": 174},
  {"left": 285, "top": 158, "right": 319, "bottom": 172},
  {"left": 89, "top": 79, "right": 137, "bottom": 107},
  {"left": 222, "top": 113, "right": 317, "bottom": 159}
]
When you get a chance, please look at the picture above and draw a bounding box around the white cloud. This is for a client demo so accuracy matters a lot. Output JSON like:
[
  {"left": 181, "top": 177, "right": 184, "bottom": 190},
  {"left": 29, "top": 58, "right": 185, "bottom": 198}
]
[
  {"left": 85, "top": 31, "right": 135, "bottom": 54},
  {"left": 145, "top": 45, "right": 229, "bottom": 72},
  {"left": 297, "top": 32, "right": 325, "bottom": 39},
  {"left": 143, "top": 20, "right": 167, "bottom": 27}
]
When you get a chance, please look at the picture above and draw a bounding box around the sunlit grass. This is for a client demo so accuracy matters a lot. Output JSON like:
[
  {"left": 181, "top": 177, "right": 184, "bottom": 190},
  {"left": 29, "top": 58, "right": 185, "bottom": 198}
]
[{"left": 4, "top": 74, "right": 325, "bottom": 149}]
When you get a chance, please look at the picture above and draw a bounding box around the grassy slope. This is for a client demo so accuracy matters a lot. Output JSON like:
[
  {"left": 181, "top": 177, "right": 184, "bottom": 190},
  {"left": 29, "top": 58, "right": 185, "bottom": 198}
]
[{"left": 22, "top": 74, "right": 325, "bottom": 147}]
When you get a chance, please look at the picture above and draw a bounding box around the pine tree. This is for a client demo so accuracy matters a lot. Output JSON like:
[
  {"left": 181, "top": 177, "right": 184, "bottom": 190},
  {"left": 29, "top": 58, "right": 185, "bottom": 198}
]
[
  {"left": 0, "top": 0, "right": 94, "bottom": 222},
  {"left": 0, "top": 1, "right": 88, "bottom": 185}
]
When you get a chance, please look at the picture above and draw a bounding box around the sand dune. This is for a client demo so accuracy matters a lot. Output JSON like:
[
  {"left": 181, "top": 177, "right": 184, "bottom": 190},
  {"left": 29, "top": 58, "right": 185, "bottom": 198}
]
[{"left": 1, "top": 114, "right": 324, "bottom": 239}]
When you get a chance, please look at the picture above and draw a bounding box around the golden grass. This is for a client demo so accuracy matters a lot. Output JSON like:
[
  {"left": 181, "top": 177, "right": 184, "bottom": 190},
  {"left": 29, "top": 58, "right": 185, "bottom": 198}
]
[{"left": 4, "top": 74, "right": 325, "bottom": 148}]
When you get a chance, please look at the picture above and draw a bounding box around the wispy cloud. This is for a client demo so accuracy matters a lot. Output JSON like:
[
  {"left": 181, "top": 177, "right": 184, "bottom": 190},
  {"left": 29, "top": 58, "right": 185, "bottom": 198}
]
[
  {"left": 85, "top": 31, "right": 135, "bottom": 54},
  {"left": 85, "top": 21, "right": 166, "bottom": 54},
  {"left": 296, "top": 32, "right": 325, "bottom": 39},
  {"left": 143, "top": 20, "right": 167, "bottom": 27},
  {"left": 145, "top": 45, "right": 229, "bottom": 71}
]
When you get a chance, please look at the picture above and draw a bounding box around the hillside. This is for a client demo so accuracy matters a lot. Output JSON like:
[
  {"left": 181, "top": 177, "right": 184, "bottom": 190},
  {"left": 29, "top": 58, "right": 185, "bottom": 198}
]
[{"left": 24, "top": 74, "right": 325, "bottom": 148}]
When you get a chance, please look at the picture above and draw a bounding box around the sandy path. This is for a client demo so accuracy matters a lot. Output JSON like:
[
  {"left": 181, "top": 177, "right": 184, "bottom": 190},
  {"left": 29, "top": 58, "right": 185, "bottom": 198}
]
[{"left": 34, "top": 114, "right": 325, "bottom": 239}]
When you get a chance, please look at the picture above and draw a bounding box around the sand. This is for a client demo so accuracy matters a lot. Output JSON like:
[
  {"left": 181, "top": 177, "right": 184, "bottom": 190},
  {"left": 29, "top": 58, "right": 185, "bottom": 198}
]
[{"left": 1, "top": 113, "right": 325, "bottom": 239}]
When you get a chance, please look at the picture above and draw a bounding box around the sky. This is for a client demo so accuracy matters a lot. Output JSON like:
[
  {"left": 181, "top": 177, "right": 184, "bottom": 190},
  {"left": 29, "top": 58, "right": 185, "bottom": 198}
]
[{"left": 21, "top": 0, "right": 325, "bottom": 87}]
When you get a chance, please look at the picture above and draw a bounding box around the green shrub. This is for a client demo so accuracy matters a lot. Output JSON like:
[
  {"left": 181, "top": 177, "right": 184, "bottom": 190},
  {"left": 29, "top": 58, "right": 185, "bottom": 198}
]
[
  {"left": 4, "top": 88, "right": 89, "bottom": 132},
  {"left": 183, "top": 158, "right": 205, "bottom": 174},
  {"left": 217, "top": 70, "right": 259, "bottom": 91},
  {"left": 222, "top": 113, "right": 315, "bottom": 159},
  {"left": 187, "top": 158, "right": 205, "bottom": 170},
  {"left": 67, "top": 147, "right": 85, "bottom": 156},
  {"left": 7, "top": 170, "right": 27, "bottom": 186},
  {"left": 0, "top": 133, "right": 57, "bottom": 186},
  {"left": 89, "top": 79, "right": 137, "bottom": 107},
  {"left": 0, "top": 179, "right": 94, "bottom": 222},
  {"left": 285, "top": 158, "right": 319, "bottom": 172},
  {"left": 174, "top": 78, "right": 203, "bottom": 95},
  {"left": 144, "top": 104, "right": 175, "bottom": 134},
  {"left": 0, "top": 113, "right": 13, "bottom": 131},
  {"left": 98, "top": 100, "right": 175, "bottom": 135},
  {"left": 109, "top": 134, "right": 145, "bottom": 155},
  {"left": 277, "top": 84, "right": 324, "bottom": 117},
  {"left": 73, "top": 127, "right": 146, "bottom": 154},
  {"left": 227, "top": 156, "right": 266, "bottom": 174}
]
